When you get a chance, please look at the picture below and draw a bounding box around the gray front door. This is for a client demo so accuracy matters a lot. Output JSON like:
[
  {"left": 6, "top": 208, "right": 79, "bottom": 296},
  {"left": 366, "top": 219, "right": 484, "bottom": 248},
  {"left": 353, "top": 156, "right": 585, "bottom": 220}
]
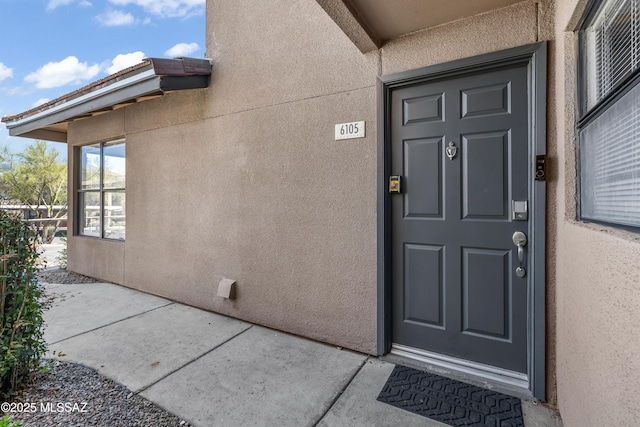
[{"left": 391, "top": 64, "right": 530, "bottom": 373}]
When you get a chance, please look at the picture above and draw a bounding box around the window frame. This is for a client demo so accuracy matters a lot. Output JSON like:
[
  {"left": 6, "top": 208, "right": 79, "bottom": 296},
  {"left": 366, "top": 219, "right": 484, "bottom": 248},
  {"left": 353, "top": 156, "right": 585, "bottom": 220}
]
[
  {"left": 577, "top": 0, "right": 640, "bottom": 232},
  {"left": 76, "top": 139, "right": 126, "bottom": 240}
]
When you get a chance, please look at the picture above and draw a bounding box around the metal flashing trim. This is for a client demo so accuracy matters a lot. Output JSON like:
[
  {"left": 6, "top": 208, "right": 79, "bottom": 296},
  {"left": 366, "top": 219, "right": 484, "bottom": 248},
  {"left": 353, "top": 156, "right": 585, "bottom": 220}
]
[
  {"left": 2, "top": 57, "right": 212, "bottom": 142},
  {"left": 391, "top": 343, "right": 530, "bottom": 393},
  {"left": 4, "top": 69, "right": 157, "bottom": 133}
]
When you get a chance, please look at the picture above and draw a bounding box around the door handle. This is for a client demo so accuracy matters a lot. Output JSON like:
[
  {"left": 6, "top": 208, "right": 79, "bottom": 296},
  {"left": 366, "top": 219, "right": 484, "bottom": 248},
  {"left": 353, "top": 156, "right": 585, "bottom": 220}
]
[{"left": 512, "top": 231, "right": 527, "bottom": 278}]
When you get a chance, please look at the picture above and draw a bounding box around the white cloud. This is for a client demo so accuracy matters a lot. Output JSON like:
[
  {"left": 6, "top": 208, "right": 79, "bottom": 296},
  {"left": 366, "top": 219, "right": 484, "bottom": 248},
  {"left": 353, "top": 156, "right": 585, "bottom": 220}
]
[
  {"left": 107, "top": 0, "right": 205, "bottom": 18},
  {"left": 164, "top": 42, "right": 199, "bottom": 58},
  {"left": 96, "top": 10, "right": 135, "bottom": 27},
  {"left": 5, "top": 87, "right": 24, "bottom": 96},
  {"left": 24, "top": 56, "right": 101, "bottom": 89},
  {"left": 32, "top": 98, "right": 51, "bottom": 108},
  {"left": 0, "top": 63, "right": 13, "bottom": 82},
  {"left": 106, "top": 51, "right": 146, "bottom": 75},
  {"left": 47, "top": 0, "right": 92, "bottom": 10},
  {"left": 46, "top": 0, "right": 74, "bottom": 10}
]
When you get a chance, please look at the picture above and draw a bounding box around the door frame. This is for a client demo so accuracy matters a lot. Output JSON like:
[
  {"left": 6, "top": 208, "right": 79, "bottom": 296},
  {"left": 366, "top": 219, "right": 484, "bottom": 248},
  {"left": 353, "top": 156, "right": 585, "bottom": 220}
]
[{"left": 376, "top": 42, "right": 547, "bottom": 400}]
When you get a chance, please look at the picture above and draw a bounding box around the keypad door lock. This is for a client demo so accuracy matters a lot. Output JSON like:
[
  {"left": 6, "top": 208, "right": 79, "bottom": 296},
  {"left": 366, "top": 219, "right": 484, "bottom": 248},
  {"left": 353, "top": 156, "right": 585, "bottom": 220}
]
[{"left": 512, "top": 200, "right": 528, "bottom": 221}]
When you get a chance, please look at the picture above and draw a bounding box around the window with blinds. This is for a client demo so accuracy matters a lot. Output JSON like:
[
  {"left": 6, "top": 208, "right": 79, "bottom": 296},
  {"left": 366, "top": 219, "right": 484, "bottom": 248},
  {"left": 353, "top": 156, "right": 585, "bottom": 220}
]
[
  {"left": 583, "top": 0, "right": 640, "bottom": 111},
  {"left": 579, "top": 0, "right": 640, "bottom": 229}
]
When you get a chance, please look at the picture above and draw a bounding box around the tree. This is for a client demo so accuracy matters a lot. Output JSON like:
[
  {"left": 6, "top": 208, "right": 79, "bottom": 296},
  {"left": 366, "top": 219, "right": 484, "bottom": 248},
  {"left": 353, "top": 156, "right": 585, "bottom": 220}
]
[{"left": 0, "top": 141, "right": 67, "bottom": 243}]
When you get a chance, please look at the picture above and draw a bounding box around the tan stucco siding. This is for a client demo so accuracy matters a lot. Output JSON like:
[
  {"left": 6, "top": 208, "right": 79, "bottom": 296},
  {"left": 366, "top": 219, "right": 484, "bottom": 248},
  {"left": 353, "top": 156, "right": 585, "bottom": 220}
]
[
  {"left": 556, "top": 224, "right": 640, "bottom": 425},
  {"left": 553, "top": 0, "right": 640, "bottom": 424},
  {"left": 67, "top": 0, "right": 380, "bottom": 354},
  {"left": 204, "top": 0, "right": 380, "bottom": 118},
  {"left": 67, "top": 237, "right": 125, "bottom": 285},
  {"left": 123, "top": 87, "right": 378, "bottom": 353},
  {"left": 381, "top": 1, "right": 539, "bottom": 75}
]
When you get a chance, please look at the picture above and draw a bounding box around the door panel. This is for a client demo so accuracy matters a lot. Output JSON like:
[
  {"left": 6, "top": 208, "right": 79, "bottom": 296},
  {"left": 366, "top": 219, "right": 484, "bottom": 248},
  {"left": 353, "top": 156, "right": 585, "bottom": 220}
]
[
  {"left": 462, "top": 131, "right": 509, "bottom": 219},
  {"left": 404, "top": 138, "right": 443, "bottom": 218},
  {"left": 403, "top": 93, "right": 444, "bottom": 125},
  {"left": 404, "top": 244, "right": 444, "bottom": 328},
  {"left": 391, "top": 64, "right": 530, "bottom": 373},
  {"left": 462, "top": 248, "right": 510, "bottom": 340},
  {"left": 461, "top": 83, "right": 510, "bottom": 118}
]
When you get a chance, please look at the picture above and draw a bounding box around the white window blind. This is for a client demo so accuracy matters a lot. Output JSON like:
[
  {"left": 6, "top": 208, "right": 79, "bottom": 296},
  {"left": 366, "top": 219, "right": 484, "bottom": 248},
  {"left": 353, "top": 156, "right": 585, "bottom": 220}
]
[
  {"left": 580, "top": 0, "right": 640, "bottom": 228},
  {"left": 580, "top": 82, "right": 640, "bottom": 227},
  {"left": 583, "top": 0, "right": 640, "bottom": 110}
]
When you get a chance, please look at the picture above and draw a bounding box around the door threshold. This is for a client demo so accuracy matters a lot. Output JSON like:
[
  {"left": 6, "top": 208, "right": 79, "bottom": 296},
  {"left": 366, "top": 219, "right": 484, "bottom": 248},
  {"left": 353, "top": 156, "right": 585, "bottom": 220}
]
[{"left": 387, "top": 344, "right": 533, "bottom": 400}]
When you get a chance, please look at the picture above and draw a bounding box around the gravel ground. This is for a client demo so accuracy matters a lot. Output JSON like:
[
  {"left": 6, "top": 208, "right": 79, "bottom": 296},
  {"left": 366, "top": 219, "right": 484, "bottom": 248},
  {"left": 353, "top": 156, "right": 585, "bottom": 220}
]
[
  {"left": 4, "top": 361, "right": 189, "bottom": 427},
  {"left": 36, "top": 268, "right": 103, "bottom": 285},
  {"left": 1, "top": 269, "right": 191, "bottom": 427}
]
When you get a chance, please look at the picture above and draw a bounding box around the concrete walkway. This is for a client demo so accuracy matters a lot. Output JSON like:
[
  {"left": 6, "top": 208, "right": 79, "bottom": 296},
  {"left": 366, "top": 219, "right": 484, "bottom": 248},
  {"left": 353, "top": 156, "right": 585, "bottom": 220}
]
[{"left": 44, "top": 281, "right": 563, "bottom": 427}]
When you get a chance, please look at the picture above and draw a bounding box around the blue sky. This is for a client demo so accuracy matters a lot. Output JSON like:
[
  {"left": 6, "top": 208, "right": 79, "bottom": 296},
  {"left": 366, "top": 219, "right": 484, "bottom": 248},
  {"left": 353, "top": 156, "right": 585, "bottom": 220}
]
[{"left": 0, "top": 0, "right": 205, "bottom": 159}]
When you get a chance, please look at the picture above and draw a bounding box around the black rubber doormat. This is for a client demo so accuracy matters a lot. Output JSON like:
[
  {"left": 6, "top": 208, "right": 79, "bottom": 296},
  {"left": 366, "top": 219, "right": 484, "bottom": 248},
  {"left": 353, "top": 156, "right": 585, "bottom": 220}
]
[{"left": 377, "top": 365, "right": 524, "bottom": 427}]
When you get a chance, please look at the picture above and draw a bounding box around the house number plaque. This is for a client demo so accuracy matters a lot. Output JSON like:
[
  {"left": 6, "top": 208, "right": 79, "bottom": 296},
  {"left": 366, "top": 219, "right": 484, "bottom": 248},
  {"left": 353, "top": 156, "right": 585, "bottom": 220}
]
[{"left": 335, "top": 121, "right": 365, "bottom": 140}]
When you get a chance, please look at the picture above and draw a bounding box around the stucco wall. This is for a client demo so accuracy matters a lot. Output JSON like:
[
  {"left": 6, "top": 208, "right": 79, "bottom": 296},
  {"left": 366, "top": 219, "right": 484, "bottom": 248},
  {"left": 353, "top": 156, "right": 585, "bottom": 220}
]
[
  {"left": 555, "top": 225, "right": 640, "bottom": 425},
  {"left": 67, "top": 0, "right": 380, "bottom": 354},
  {"left": 554, "top": 0, "right": 640, "bottom": 425},
  {"left": 380, "top": 1, "right": 539, "bottom": 75},
  {"left": 123, "top": 87, "right": 379, "bottom": 352}
]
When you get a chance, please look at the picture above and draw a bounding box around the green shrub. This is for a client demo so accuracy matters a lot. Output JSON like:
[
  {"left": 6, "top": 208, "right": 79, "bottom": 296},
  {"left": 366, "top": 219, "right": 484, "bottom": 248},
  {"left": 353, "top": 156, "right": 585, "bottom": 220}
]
[
  {"left": 55, "top": 236, "right": 67, "bottom": 269},
  {"left": 0, "top": 211, "right": 47, "bottom": 397},
  {"left": 0, "top": 415, "right": 20, "bottom": 427}
]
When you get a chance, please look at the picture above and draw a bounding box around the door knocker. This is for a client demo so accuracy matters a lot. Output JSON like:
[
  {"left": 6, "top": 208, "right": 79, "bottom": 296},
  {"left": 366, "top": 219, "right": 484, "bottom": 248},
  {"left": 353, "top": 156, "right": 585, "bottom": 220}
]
[{"left": 446, "top": 141, "right": 458, "bottom": 160}]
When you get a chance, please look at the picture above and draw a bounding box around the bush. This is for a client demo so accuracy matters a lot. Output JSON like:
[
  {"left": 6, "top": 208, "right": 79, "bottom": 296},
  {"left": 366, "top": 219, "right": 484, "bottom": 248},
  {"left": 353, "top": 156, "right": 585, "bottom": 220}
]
[
  {"left": 0, "top": 211, "right": 47, "bottom": 397},
  {"left": 55, "top": 236, "right": 67, "bottom": 269},
  {"left": 0, "top": 415, "right": 20, "bottom": 427}
]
